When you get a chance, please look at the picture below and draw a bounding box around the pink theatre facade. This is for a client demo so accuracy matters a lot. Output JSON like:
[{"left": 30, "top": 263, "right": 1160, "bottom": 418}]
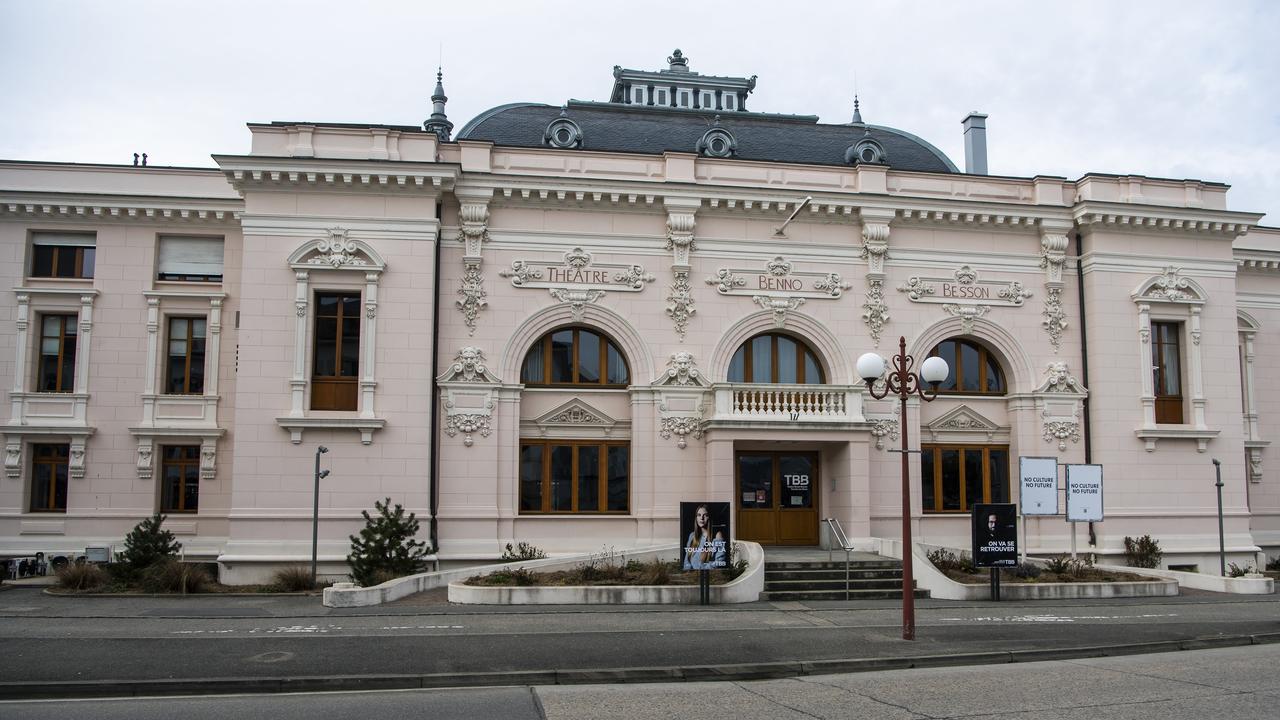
[{"left": 2, "top": 55, "right": 1279, "bottom": 583}]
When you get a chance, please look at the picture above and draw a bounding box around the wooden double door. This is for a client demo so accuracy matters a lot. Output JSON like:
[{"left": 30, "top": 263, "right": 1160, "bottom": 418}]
[{"left": 735, "top": 451, "right": 820, "bottom": 546}]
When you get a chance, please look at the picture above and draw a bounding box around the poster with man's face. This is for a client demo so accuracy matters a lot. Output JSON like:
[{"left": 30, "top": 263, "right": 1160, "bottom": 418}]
[
  {"left": 972, "top": 503, "right": 1018, "bottom": 568},
  {"left": 679, "top": 502, "right": 731, "bottom": 570}
]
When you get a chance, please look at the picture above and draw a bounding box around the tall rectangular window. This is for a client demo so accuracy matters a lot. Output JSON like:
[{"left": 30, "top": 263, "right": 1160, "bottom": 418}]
[
  {"left": 165, "top": 317, "right": 207, "bottom": 394},
  {"left": 920, "top": 445, "right": 1009, "bottom": 513},
  {"left": 30, "top": 443, "right": 69, "bottom": 512},
  {"left": 30, "top": 233, "right": 95, "bottom": 279},
  {"left": 519, "top": 440, "right": 629, "bottom": 513},
  {"left": 1152, "top": 321, "right": 1184, "bottom": 424},
  {"left": 157, "top": 236, "right": 223, "bottom": 282},
  {"left": 37, "top": 314, "right": 77, "bottom": 393},
  {"left": 311, "top": 292, "right": 360, "bottom": 411},
  {"left": 160, "top": 445, "right": 200, "bottom": 513}
]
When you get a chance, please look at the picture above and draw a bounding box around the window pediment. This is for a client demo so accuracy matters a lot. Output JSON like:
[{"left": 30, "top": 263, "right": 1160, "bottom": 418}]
[
  {"left": 288, "top": 228, "right": 385, "bottom": 272},
  {"left": 925, "top": 404, "right": 1006, "bottom": 443},
  {"left": 1131, "top": 267, "right": 1206, "bottom": 305},
  {"left": 524, "top": 398, "right": 629, "bottom": 440}
]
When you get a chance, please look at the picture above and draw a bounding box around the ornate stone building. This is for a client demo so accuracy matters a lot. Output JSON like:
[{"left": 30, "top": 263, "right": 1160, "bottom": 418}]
[{"left": 2, "top": 51, "right": 1277, "bottom": 582}]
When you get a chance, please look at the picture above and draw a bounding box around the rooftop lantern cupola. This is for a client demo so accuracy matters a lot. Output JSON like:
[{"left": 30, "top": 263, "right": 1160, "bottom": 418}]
[
  {"left": 609, "top": 49, "right": 757, "bottom": 113},
  {"left": 423, "top": 68, "right": 453, "bottom": 142}
]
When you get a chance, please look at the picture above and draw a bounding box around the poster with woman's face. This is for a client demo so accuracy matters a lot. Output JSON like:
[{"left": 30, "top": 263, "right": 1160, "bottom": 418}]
[{"left": 680, "top": 502, "right": 731, "bottom": 570}]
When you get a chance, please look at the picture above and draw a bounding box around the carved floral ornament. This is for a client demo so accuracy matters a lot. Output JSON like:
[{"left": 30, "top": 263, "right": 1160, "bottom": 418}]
[
  {"left": 499, "top": 248, "right": 655, "bottom": 291},
  {"left": 1133, "top": 267, "right": 1207, "bottom": 304},
  {"left": 309, "top": 228, "right": 367, "bottom": 267},
  {"left": 707, "top": 256, "right": 851, "bottom": 299},
  {"left": 898, "top": 266, "right": 1032, "bottom": 307}
]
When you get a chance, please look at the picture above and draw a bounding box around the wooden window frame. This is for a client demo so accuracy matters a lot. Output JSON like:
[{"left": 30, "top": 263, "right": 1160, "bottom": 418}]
[
  {"left": 37, "top": 313, "right": 77, "bottom": 393},
  {"left": 29, "top": 443, "right": 69, "bottom": 513},
  {"left": 930, "top": 338, "right": 1006, "bottom": 395},
  {"left": 310, "top": 291, "right": 361, "bottom": 411},
  {"left": 518, "top": 439, "right": 629, "bottom": 514},
  {"left": 165, "top": 316, "right": 207, "bottom": 395},
  {"left": 521, "top": 327, "right": 630, "bottom": 388},
  {"left": 920, "top": 444, "right": 1009, "bottom": 514},
  {"left": 1152, "top": 320, "right": 1185, "bottom": 424},
  {"left": 159, "top": 445, "right": 201, "bottom": 513},
  {"left": 729, "top": 332, "right": 826, "bottom": 384},
  {"left": 30, "top": 244, "right": 95, "bottom": 279}
]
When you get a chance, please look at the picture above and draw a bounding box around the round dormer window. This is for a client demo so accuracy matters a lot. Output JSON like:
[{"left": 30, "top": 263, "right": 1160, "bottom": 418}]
[
  {"left": 697, "top": 124, "right": 737, "bottom": 159},
  {"left": 544, "top": 112, "right": 584, "bottom": 149},
  {"left": 845, "top": 135, "right": 887, "bottom": 165}
]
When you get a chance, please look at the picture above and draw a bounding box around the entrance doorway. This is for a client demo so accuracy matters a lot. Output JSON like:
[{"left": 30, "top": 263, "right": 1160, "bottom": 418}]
[{"left": 735, "top": 451, "right": 819, "bottom": 545}]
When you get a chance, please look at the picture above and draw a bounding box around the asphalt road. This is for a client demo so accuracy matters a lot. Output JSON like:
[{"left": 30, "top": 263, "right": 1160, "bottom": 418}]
[
  {"left": 1, "top": 643, "right": 1276, "bottom": 719},
  {"left": 1, "top": 586, "right": 1276, "bottom": 690}
]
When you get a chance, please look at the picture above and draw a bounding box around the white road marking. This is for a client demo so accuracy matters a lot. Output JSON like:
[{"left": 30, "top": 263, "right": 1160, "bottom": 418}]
[
  {"left": 171, "top": 624, "right": 465, "bottom": 635},
  {"left": 936, "top": 613, "right": 1178, "bottom": 623}
]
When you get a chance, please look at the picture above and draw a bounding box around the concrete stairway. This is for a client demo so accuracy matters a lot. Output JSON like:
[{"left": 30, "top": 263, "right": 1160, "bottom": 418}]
[{"left": 763, "top": 558, "right": 930, "bottom": 601}]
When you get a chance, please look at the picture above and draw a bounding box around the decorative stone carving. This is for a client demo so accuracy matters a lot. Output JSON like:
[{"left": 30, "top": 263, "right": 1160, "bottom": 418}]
[
  {"left": 942, "top": 303, "right": 990, "bottom": 333},
  {"left": 441, "top": 347, "right": 500, "bottom": 383},
  {"left": 1142, "top": 267, "right": 1196, "bottom": 303},
  {"left": 308, "top": 228, "right": 367, "bottom": 267},
  {"left": 614, "top": 264, "right": 656, "bottom": 289},
  {"left": 68, "top": 442, "right": 85, "bottom": 479},
  {"left": 862, "top": 278, "right": 890, "bottom": 345},
  {"left": 456, "top": 263, "right": 487, "bottom": 336},
  {"left": 1248, "top": 448, "right": 1263, "bottom": 483},
  {"left": 666, "top": 270, "right": 695, "bottom": 340},
  {"left": 859, "top": 221, "right": 890, "bottom": 275},
  {"left": 899, "top": 277, "right": 936, "bottom": 301},
  {"left": 706, "top": 268, "right": 747, "bottom": 294},
  {"left": 925, "top": 405, "right": 1004, "bottom": 443},
  {"left": 660, "top": 416, "right": 705, "bottom": 449},
  {"left": 200, "top": 445, "right": 217, "bottom": 481},
  {"left": 1038, "top": 362, "right": 1088, "bottom": 394},
  {"left": 753, "top": 295, "right": 805, "bottom": 327},
  {"left": 458, "top": 201, "right": 490, "bottom": 258},
  {"left": 444, "top": 413, "right": 492, "bottom": 447},
  {"left": 954, "top": 265, "right": 977, "bottom": 285},
  {"left": 899, "top": 267, "right": 1032, "bottom": 307},
  {"left": 666, "top": 213, "right": 697, "bottom": 254},
  {"left": 564, "top": 247, "right": 591, "bottom": 269},
  {"left": 549, "top": 288, "right": 606, "bottom": 320},
  {"left": 529, "top": 399, "right": 621, "bottom": 439},
  {"left": 1043, "top": 286, "right": 1068, "bottom": 352},
  {"left": 547, "top": 406, "right": 604, "bottom": 424},
  {"left": 766, "top": 256, "right": 792, "bottom": 276},
  {"left": 1039, "top": 232, "right": 1069, "bottom": 284},
  {"left": 4, "top": 442, "right": 21, "bottom": 479},
  {"left": 813, "top": 272, "right": 853, "bottom": 298},
  {"left": 136, "top": 443, "right": 153, "bottom": 480},
  {"left": 499, "top": 260, "right": 544, "bottom": 286},
  {"left": 998, "top": 281, "right": 1033, "bottom": 305},
  {"left": 1043, "top": 419, "right": 1081, "bottom": 452},
  {"left": 869, "top": 417, "right": 899, "bottom": 450},
  {"left": 656, "top": 352, "right": 709, "bottom": 387}
]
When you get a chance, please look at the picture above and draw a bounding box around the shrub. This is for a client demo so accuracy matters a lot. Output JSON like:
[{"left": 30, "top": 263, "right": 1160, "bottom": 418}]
[
  {"left": 55, "top": 561, "right": 108, "bottom": 591},
  {"left": 1012, "top": 562, "right": 1042, "bottom": 579},
  {"left": 639, "top": 559, "right": 672, "bottom": 585},
  {"left": 141, "top": 558, "right": 210, "bottom": 594},
  {"left": 927, "top": 548, "right": 975, "bottom": 574},
  {"left": 1123, "top": 535, "right": 1163, "bottom": 569},
  {"left": 485, "top": 568, "right": 536, "bottom": 586},
  {"left": 272, "top": 565, "right": 317, "bottom": 592},
  {"left": 1227, "top": 562, "right": 1255, "bottom": 578},
  {"left": 117, "top": 513, "right": 181, "bottom": 572},
  {"left": 347, "top": 498, "right": 432, "bottom": 587},
  {"left": 1267, "top": 555, "right": 1280, "bottom": 571},
  {"left": 501, "top": 542, "right": 547, "bottom": 562},
  {"left": 1045, "top": 554, "right": 1093, "bottom": 578},
  {"left": 624, "top": 559, "right": 644, "bottom": 573}
]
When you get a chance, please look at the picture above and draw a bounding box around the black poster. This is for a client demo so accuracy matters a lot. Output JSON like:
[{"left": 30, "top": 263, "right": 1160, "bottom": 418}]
[
  {"left": 972, "top": 503, "right": 1018, "bottom": 568},
  {"left": 680, "top": 502, "right": 731, "bottom": 570}
]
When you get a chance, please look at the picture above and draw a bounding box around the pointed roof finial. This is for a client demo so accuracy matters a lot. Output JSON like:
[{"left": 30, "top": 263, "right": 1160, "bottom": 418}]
[
  {"left": 851, "top": 94, "right": 863, "bottom": 125},
  {"left": 424, "top": 66, "right": 453, "bottom": 141}
]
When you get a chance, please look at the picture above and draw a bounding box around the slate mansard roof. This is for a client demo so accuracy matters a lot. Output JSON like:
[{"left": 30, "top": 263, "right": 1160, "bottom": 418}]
[{"left": 456, "top": 101, "right": 960, "bottom": 174}]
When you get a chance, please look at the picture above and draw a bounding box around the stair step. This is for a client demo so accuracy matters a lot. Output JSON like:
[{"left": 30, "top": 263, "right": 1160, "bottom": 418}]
[
  {"left": 765, "top": 579, "right": 906, "bottom": 591},
  {"left": 764, "top": 589, "right": 930, "bottom": 601},
  {"left": 765, "top": 561, "right": 900, "bottom": 571},
  {"left": 764, "top": 569, "right": 902, "bottom": 581}
]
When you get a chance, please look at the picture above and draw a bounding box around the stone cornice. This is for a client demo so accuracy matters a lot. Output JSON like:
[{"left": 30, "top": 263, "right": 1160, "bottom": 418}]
[
  {"left": 1235, "top": 248, "right": 1280, "bottom": 273},
  {"left": 1074, "top": 201, "right": 1261, "bottom": 237},
  {"left": 0, "top": 192, "right": 240, "bottom": 225},
  {"left": 213, "top": 155, "right": 458, "bottom": 194}
]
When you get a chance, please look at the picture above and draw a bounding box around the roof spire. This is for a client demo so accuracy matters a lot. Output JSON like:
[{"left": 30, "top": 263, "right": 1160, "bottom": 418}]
[
  {"left": 424, "top": 67, "right": 453, "bottom": 141},
  {"left": 851, "top": 94, "right": 863, "bottom": 125}
]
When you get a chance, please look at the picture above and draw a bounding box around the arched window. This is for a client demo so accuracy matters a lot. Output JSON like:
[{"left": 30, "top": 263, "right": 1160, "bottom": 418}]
[
  {"left": 520, "top": 326, "right": 629, "bottom": 387},
  {"left": 728, "top": 332, "right": 825, "bottom": 384},
  {"left": 928, "top": 338, "right": 1005, "bottom": 394}
]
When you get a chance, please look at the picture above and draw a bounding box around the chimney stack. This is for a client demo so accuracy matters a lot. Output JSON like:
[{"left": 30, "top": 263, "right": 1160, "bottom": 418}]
[{"left": 962, "top": 112, "right": 988, "bottom": 175}]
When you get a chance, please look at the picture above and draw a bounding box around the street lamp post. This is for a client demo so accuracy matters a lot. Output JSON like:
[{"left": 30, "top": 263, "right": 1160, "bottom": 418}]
[
  {"left": 312, "top": 446, "right": 330, "bottom": 586},
  {"left": 858, "top": 336, "right": 949, "bottom": 641}
]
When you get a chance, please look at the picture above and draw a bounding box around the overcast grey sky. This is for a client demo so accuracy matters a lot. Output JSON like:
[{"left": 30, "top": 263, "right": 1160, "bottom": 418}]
[{"left": 2, "top": 1, "right": 1276, "bottom": 223}]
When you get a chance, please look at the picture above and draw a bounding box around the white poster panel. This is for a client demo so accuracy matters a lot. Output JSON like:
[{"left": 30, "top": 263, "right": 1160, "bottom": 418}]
[
  {"left": 1065, "top": 464, "right": 1104, "bottom": 522},
  {"left": 1019, "top": 456, "right": 1059, "bottom": 515}
]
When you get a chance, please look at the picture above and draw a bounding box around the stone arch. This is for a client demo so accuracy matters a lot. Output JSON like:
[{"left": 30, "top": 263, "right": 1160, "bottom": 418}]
[
  {"left": 908, "top": 316, "right": 1035, "bottom": 394},
  {"left": 498, "top": 303, "right": 654, "bottom": 384},
  {"left": 708, "top": 310, "right": 853, "bottom": 384},
  {"left": 1239, "top": 309, "right": 1261, "bottom": 332}
]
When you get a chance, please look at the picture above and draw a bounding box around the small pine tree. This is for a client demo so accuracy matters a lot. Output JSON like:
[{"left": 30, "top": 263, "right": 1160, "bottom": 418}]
[
  {"left": 117, "top": 513, "right": 182, "bottom": 571},
  {"left": 347, "top": 498, "right": 431, "bottom": 586}
]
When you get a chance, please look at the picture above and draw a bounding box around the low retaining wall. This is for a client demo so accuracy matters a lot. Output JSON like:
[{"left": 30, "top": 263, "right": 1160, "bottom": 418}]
[
  {"left": 324, "top": 542, "right": 766, "bottom": 607},
  {"left": 448, "top": 541, "right": 765, "bottom": 605},
  {"left": 882, "top": 541, "right": 1177, "bottom": 600},
  {"left": 1092, "top": 563, "right": 1274, "bottom": 595}
]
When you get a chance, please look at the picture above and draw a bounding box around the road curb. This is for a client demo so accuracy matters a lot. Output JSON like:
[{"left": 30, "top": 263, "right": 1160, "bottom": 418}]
[{"left": 0, "top": 634, "right": 1267, "bottom": 700}]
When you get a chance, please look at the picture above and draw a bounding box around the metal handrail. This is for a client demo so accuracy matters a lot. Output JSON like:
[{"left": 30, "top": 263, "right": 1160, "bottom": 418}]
[{"left": 823, "top": 517, "right": 854, "bottom": 600}]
